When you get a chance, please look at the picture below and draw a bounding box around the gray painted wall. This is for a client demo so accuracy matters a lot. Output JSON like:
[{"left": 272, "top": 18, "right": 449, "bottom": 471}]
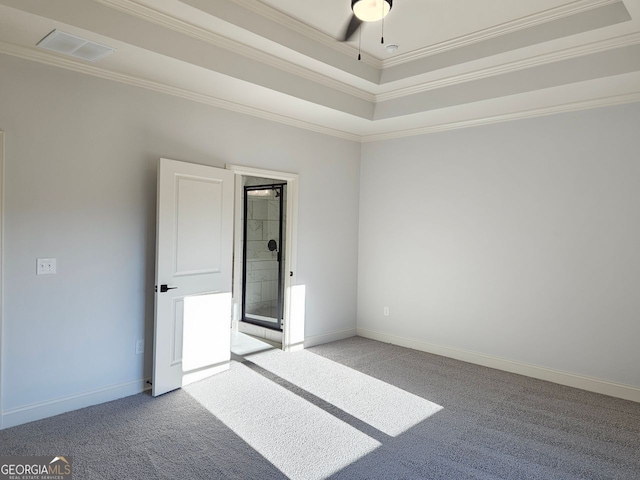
[
  {"left": 358, "top": 102, "right": 640, "bottom": 388},
  {"left": 3, "top": 50, "right": 639, "bottom": 422},
  {"left": 0, "top": 54, "right": 360, "bottom": 412}
]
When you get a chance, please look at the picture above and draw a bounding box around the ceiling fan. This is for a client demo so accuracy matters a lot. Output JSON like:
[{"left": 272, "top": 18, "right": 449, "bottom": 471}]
[{"left": 340, "top": 0, "right": 393, "bottom": 42}]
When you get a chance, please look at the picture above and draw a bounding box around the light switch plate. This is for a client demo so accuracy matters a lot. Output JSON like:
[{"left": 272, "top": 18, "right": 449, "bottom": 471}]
[{"left": 37, "top": 258, "right": 57, "bottom": 275}]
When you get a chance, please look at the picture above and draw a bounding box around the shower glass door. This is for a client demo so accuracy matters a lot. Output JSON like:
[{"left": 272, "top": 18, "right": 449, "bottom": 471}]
[{"left": 242, "top": 184, "right": 285, "bottom": 330}]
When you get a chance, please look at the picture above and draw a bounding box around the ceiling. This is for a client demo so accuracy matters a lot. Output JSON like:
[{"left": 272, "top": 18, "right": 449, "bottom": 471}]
[{"left": 1, "top": 0, "right": 639, "bottom": 141}]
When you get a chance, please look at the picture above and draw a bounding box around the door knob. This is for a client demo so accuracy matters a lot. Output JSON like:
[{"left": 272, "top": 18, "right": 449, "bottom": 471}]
[{"left": 156, "top": 284, "right": 178, "bottom": 293}]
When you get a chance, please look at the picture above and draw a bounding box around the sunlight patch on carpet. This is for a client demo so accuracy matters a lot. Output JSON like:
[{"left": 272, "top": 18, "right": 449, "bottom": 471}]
[
  {"left": 230, "top": 330, "right": 277, "bottom": 356},
  {"left": 247, "top": 349, "right": 443, "bottom": 437},
  {"left": 184, "top": 362, "right": 380, "bottom": 480}
]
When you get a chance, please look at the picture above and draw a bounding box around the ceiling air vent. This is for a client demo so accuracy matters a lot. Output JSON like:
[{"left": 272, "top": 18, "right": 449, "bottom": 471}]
[{"left": 37, "top": 30, "right": 115, "bottom": 62}]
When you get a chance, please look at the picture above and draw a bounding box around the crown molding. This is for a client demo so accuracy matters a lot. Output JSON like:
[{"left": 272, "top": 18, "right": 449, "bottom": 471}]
[
  {"left": 228, "top": 0, "right": 621, "bottom": 71},
  {"left": 91, "top": 0, "right": 635, "bottom": 106},
  {"left": 376, "top": 31, "right": 640, "bottom": 102},
  {"left": 93, "top": 0, "right": 375, "bottom": 102},
  {"left": 0, "top": 42, "right": 362, "bottom": 142},
  {"left": 362, "top": 91, "right": 640, "bottom": 142},
  {"left": 3, "top": 40, "right": 639, "bottom": 146},
  {"left": 381, "top": 0, "right": 621, "bottom": 68}
]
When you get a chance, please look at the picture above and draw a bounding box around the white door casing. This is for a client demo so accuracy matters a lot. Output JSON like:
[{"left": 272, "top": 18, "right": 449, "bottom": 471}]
[
  {"left": 226, "top": 164, "right": 303, "bottom": 352},
  {"left": 153, "top": 158, "right": 234, "bottom": 396}
]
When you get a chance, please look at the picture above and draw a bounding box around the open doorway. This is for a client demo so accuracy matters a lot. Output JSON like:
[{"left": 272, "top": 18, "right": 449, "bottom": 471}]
[
  {"left": 227, "top": 165, "right": 302, "bottom": 352},
  {"left": 152, "top": 160, "right": 301, "bottom": 396}
]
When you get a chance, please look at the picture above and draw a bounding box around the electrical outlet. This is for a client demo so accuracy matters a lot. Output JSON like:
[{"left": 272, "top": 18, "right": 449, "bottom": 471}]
[
  {"left": 135, "top": 340, "right": 144, "bottom": 355},
  {"left": 37, "top": 258, "right": 57, "bottom": 275},
  {"left": 383, "top": 306, "right": 390, "bottom": 316}
]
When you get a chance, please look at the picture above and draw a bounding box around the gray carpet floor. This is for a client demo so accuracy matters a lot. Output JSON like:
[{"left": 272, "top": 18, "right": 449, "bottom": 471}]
[{"left": 1, "top": 336, "right": 639, "bottom": 479}]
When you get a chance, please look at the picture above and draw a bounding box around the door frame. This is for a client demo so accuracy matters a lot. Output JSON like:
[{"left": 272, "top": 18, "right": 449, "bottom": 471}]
[
  {"left": 0, "top": 131, "right": 5, "bottom": 429},
  {"left": 226, "top": 164, "right": 302, "bottom": 352},
  {"left": 241, "top": 183, "right": 286, "bottom": 331}
]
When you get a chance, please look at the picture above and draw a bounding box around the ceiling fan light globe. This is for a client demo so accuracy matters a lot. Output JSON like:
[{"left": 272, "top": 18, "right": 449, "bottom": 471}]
[{"left": 352, "top": 0, "right": 392, "bottom": 22}]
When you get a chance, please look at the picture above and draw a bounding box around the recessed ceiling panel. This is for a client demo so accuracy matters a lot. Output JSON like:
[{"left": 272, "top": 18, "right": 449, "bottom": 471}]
[{"left": 260, "top": 0, "right": 579, "bottom": 57}]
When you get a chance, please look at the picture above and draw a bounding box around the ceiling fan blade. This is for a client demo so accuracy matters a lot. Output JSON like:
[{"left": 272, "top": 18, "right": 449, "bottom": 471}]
[{"left": 340, "top": 14, "right": 362, "bottom": 42}]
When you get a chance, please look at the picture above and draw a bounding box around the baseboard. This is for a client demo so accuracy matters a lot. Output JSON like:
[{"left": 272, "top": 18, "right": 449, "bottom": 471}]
[
  {"left": 1, "top": 377, "right": 151, "bottom": 429},
  {"left": 357, "top": 328, "right": 640, "bottom": 404},
  {"left": 304, "top": 328, "right": 357, "bottom": 348}
]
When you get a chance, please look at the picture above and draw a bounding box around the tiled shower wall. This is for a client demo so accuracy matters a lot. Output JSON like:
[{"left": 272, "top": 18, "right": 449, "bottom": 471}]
[{"left": 244, "top": 182, "right": 285, "bottom": 320}]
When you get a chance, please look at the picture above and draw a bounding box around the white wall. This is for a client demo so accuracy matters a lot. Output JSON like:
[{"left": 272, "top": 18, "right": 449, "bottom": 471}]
[
  {"left": 0, "top": 54, "right": 360, "bottom": 423},
  {"left": 358, "top": 103, "right": 640, "bottom": 395}
]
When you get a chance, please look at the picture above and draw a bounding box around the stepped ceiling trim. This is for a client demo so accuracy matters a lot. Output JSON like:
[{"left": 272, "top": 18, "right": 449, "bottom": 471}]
[
  {"left": 0, "top": 41, "right": 362, "bottom": 142},
  {"left": 382, "top": 0, "right": 622, "bottom": 67},
  {"left": 362, "top": 91, "right": 640, "bottom": 142},
  {"left": 376, "top": 31, "right": 640, "bottom": 102},
  {"left": 94, "top": 0, "right": 376, "bottom": 101},
  {"left": 1, "top": 0, "right": 639, "bottom": 141}
]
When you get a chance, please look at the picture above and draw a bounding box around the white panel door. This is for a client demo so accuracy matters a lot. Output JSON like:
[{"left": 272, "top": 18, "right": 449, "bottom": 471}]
[{"left": 153, "top": 158, "right": 234, "bottom": 396}]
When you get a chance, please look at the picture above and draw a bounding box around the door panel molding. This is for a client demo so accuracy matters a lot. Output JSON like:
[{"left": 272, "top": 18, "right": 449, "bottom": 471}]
[
  {"left": 171, "top": 297, "right": 185, "bottom": 366},
  {"left": 174, "top": 175, "right": 224, "bottom": 275},
  {"left": 226, "top": 164, "right": 302, "bottom": 352}
]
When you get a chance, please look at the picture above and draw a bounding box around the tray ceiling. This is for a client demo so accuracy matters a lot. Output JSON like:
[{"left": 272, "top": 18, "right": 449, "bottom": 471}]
[{"left": 0, "top": 0, "right": 639, "bottom": 141}]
